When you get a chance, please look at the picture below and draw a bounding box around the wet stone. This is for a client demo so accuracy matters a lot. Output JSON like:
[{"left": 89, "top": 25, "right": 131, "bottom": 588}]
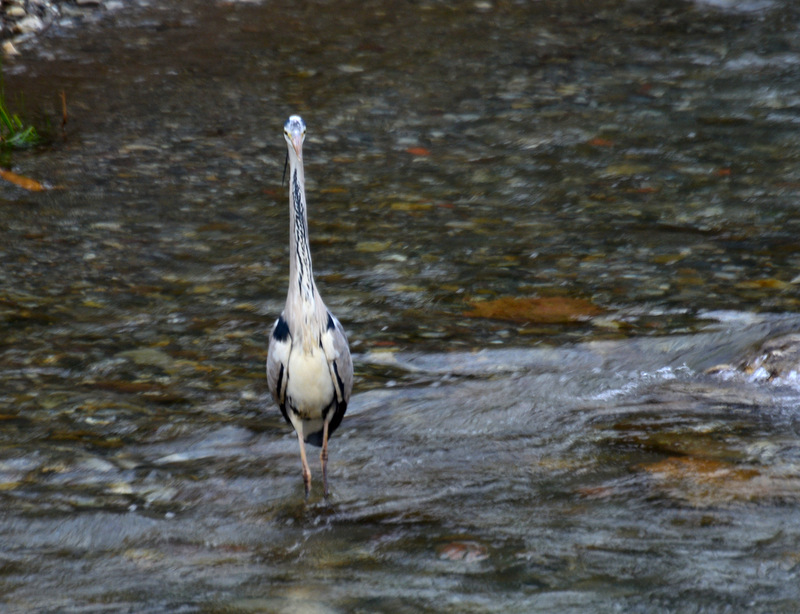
[
  {"left": 740, "top": 334, "right": 800, "bottom": 381},
  {"left": 437, "top": 540, "right": 490, "bottom": 563}
]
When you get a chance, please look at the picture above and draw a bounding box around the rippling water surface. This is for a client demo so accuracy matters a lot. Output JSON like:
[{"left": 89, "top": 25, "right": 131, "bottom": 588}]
[{"left": 3, "top": 0, "right": 800, "bottom": 612}]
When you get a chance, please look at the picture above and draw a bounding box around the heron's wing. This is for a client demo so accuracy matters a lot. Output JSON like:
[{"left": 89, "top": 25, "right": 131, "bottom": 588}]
[
  {"left": 320, "top": 311, "right": 353, "bottom": 437},
  {"left": 322, "top": 311, "right": 353, "bottom": 404},
  {"left": 266, "top": 314, "right": 292, "bottom": 425}
]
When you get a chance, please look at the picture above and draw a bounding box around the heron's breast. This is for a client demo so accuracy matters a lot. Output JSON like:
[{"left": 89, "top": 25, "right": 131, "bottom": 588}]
[{"left": 286, "top": 347, "right": 334, "bottom": 418}]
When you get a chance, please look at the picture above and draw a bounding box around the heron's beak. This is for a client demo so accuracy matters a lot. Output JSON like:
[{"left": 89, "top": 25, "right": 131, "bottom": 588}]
[{"left": 290, "top": 133, "right": 304, "bottom": 159}]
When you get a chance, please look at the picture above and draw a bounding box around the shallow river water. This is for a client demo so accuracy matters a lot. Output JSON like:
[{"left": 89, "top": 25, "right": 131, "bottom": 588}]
[{"left": 3, "top": 0, "right": 800, "bottom": 612}]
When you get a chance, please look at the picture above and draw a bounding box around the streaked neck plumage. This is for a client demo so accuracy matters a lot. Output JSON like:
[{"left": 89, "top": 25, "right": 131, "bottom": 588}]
[
  {"left": 288, "top": 152, "right": 315, "bottom": 302},
  {"left": 286, "top": 143, "right": 326, "bottom": 350}
]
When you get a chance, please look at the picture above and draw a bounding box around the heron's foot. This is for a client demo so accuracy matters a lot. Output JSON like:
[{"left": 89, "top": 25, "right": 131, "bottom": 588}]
[
  {"left": 320, "top": 448, "right": 329, "bottom": 498},
  {"left": 320, "top": 421, "right": 330, "bottom": 498},
  {"left": 298, "top": 431, "right": 312, "bottom": 498}
]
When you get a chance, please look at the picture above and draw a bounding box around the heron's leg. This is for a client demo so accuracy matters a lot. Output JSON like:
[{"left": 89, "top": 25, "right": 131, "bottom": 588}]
[
  {"left": 321, "top": 420, "right": 330, "bottom": 497},
  {"left": 297, "top": 431, "right": 311, "bottom": 496}
]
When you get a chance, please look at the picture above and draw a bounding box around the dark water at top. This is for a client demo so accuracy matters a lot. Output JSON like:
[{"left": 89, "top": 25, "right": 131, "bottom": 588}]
[{"left": 2, "top": 1, "right": 800, "bottom": 612}]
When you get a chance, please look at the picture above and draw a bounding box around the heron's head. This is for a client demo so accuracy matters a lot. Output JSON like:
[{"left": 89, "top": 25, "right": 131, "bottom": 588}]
[{"left": 284, "top": 115, "right": 306, "bottom": 160}]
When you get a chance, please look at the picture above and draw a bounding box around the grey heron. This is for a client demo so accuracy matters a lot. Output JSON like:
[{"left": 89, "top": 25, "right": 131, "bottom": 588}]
[{"left": 266, "top": 115, "right": 354, "bottom": 497}]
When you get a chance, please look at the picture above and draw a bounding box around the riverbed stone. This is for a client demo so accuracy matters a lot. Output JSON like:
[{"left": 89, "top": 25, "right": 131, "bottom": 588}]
[
  {"left": 13, "top": 15, "right": 43, "bottom": 34},
  {"left": 1, "top": 0, "right": 109, "bottom": 49},
  {"left": 6, "top": 7, "right": 26, "bottom": 19}
]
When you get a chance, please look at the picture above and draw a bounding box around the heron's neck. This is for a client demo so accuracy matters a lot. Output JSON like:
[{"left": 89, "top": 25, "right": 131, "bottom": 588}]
[{"left": 288, "top": 157, "right": 317, "bottom": 307}]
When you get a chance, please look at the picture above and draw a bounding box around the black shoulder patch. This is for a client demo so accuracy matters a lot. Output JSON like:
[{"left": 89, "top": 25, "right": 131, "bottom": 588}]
[
  {"left": 326, "top": 312, "right": 336, "bottom": 331},
  {"left": 272, "top": 316, "right": 290, "bottom": 342}
]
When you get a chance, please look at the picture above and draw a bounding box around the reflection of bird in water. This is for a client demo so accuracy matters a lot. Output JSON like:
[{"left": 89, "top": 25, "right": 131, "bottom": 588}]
[{"left": 266, "top": 115, "right": 353, "bottom": 497}]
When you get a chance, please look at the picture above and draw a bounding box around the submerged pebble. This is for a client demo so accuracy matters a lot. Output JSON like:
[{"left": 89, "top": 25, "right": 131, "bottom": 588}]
[{"left": 437, "top": 540, "right": 489, "bottom": 562}]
